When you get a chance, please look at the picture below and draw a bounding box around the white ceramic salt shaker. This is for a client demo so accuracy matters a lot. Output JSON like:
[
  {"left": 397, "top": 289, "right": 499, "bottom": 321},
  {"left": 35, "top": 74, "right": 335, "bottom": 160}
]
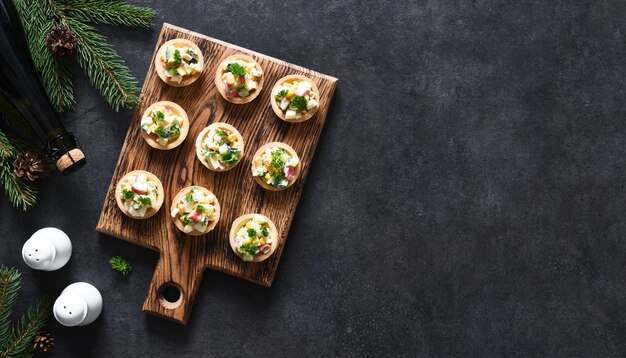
[
  {"left": 53, "top": 282, "right": 103, "bottom": 327},
  {"left": 22, "top": 227, "right": 72, "bottom": 271}
]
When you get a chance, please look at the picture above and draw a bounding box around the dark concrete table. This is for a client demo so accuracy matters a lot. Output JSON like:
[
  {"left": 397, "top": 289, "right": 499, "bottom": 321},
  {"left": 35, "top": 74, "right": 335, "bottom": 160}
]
[{"left": 2, "top": 1, "right": 626, "bottom": 356}]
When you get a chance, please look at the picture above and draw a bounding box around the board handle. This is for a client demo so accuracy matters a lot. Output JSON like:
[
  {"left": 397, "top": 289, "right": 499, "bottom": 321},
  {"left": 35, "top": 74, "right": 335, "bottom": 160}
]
[{"left": 142, "top": 255, "right": 204, "bottom": 325}]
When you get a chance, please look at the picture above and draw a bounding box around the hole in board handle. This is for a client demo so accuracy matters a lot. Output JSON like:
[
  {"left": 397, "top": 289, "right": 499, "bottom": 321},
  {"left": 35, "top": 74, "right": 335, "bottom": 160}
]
[{"left": 158, "top": 283, "right": 183, "bottom": 310}]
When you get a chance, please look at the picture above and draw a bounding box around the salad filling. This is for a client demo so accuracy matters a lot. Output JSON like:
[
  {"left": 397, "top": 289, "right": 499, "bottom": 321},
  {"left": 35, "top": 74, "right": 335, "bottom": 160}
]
[
  {"left": 274, "top": 79, "right": 318, "bottom": 120},
  {"left": 119, "top": 173, "right": 159, "bottom": 218},
  {"left": 219, "top": 58, "right": 263, "bottom": 99},
  {"left": 170, "top": 187, "right": 217, "bottom": 234},
  {"left": 198, "top": 127, "right": 241, "bottom": 170},
  {"left": 141, "top": 105, "right": 183, "bottom": 146},
  {"left": 252, "top": 146, "right": 299, "bottom": 189},
  {"left": 233, "top": 215, "right": 273, "bottom": 261},
  {"left": 160, "top": 44, "right": 202, "bottom": 84}
]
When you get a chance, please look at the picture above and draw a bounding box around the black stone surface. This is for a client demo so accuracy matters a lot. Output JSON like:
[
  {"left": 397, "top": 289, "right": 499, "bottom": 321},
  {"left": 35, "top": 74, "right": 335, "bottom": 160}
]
[{"left": 2, "top": 1, "right": 626, "bottom": 356}]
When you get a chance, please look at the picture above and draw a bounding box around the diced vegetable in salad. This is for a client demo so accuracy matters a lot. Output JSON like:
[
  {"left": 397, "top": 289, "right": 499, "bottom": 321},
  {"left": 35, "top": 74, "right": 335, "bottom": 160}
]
[
  {"left": 170, "top": 187, "right": 217, "bottom": 234},
  {"left": 141, "top": 106, "right": 183, "bottom": 146},
  {"left": 220, "top": 58, "right": 263, "bottom": 98},
  {"left": 233, "top": 215, "right": 273, "bottom": 261},
  {"left": 274, "top": 79, "right": 318, "bottom": 120},
  {"left": 199, "top": 127, "right": 241, "bottom": 170},
  {"left": 119, "top": 173, "right": 159, "bottom": 218},
  {"left": 161, "top": 44, "right": 202, "bottom": 84},
  {"left": 252, "top": 147, "right": 299, "bottom": 189}
]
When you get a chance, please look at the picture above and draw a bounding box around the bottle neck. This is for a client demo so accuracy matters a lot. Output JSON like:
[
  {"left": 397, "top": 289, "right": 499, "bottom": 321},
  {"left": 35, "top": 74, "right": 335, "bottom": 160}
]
[
  {"left": 0, "top": 0, "right": 86, "bottom": 175},
  {"left": 48, "top": 132, "right": 86, "bottom": 174}
]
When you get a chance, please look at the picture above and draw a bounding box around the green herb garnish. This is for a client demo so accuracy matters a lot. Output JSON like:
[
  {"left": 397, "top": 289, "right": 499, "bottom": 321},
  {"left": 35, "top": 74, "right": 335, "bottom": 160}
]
[
  {"left": 270, "top": 171, "right": 285, "bottom": 184},
  {"left": 137, "top": 196, "right": 151, "bottom": 206},
  {"left": 217, "top": 129, "right": 229, "bottom": 137},
  {"left": 247, "top": 228, "right": 257, "bottom": 238},
  {"left": 166, "top": 49, "right": 181, "bottom": 71},
  {"left": 154, "top": 111, "right": 165, "bottom": 122},
  {"left": 270, "top": 150, "right": 284, "bottom": 169},
  {"left": 185, "top": 193, "right": 194, "bottom": 202},
  {"left": 180, "top": 215, "right": 193, "bottom": 225},
  {"left": 122, "top": 189, "right": 135, "bottom": 200},
  {"left": 154, "top": 126, "right": 165, "bottom": 137},
  {"left": 275, "top": 89, "right": 289, "bottom": 100},
  {"left": 220, "top": 150, "right": 240, "bottom": 165},
  {"left": 227, "top": 63, "right": 247, "bottom": 77},
  {"left": 170, "top": 124, "right": 180, "bottom": 136},
  {"left": 261, "top": 227, "right": 269, "bottom": 236},
  {"left": 239, "top": 243, "right": 258, "bottom": 256},
  {"left": 196, "top": 204, "right": 205, "bottom": 212},
  {"left": 109, "top": 256, "right": 132, "bottom": 276},
  {"left": 290, "top": 96, "right": 308, "bottom": 112}
]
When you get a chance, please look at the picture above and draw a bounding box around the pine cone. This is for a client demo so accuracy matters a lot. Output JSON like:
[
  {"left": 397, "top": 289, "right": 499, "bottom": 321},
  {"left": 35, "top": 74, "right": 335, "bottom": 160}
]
[
  {"left": 13, "top": 153, "right": 45, "bottom": 181},
  {"left": 32, "top": 331, "right": 54, "bottom": 353},
  {"left": 45, "top": 25, "right": 77, "bottom": 56}
]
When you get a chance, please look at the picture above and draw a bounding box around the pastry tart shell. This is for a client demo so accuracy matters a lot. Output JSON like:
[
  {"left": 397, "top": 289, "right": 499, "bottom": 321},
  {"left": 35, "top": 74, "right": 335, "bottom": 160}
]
[
  {"left": 115, "top": 170, "right": 165, "bottom": 220},
  {"left": 229, "top": 213, "right": 279, "bottom": 262}
]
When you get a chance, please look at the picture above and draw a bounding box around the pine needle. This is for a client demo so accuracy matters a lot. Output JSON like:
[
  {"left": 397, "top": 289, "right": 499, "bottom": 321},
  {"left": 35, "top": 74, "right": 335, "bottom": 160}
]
[
  {"left": 0, "top": 266, "right": 21, "bottom": 350},
  {"left": 10, "top": 0, "right": 154, "bottom": 112},
  {"left": 12, "top": 0, "right": 75, "bottom": 112},
  {"left": 62, "top": 0, "right": 155, "bottom": 29},
  {"left": 0, "top": 266, "right": 53, "bottom": 358},
  {"left": 0, "top": 296, "right": 53, "bottom": 358},
  {"left": 0, "top": 130, "right": 38, "bottom": 211},
  {"left": 64, "top": 16, "right": 141, "bottom": 111}
]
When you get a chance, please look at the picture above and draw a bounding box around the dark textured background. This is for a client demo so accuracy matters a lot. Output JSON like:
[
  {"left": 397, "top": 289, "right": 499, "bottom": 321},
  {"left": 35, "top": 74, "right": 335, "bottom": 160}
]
[{"left": 2, "top": 0, "right": 626, "bottom": 356}]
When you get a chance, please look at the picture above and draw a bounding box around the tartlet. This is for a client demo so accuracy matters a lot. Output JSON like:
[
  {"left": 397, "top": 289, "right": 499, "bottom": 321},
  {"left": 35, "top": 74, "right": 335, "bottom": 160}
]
[
  {"left": 195, "top": 123, "right": 244, "bottom": 172},
  {"left": 170, "top": 186, "right": 220, "bottom": 236},
  {"left": 115, "top": 170, "right": 164, "bottom": 219},
  {"left": 270, "top": 75, "right": 320, "bottom": 123},
  {"left": 251, "top": 142, "right": 301, "bottom": 191},
  {"left": 155, "top": 38, "right": 204, "bottom": 87},
  {"left": 214, "top": 54, "right": 264, "bottom": 104},
  {"left": 229, "top": 214, "right": 279, "bottom": 262},
  {"left": 140, "top": 101, "right": 189, "bottom": 150}
]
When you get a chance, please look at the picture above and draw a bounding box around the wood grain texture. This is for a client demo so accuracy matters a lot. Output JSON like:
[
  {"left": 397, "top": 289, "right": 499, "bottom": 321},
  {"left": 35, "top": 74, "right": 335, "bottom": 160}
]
[{"left": 96, "top": 23, "right": 338, "bottom": 325}]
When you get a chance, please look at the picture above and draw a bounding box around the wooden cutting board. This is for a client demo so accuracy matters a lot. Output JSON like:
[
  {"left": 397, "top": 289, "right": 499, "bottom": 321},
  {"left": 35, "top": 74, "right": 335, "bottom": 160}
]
[{"left": 96, "top": 23, "right": 338, "bottom": 324}]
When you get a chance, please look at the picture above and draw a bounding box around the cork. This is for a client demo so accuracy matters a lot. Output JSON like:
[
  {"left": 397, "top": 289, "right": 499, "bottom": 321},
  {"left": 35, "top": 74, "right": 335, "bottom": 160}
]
[{"left": 55, "top": 148, "right": 85, "bottom": 174}]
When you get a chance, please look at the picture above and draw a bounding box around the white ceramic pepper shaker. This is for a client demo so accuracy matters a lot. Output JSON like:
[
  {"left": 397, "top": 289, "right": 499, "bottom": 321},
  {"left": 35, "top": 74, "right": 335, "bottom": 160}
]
[
  {"left": 22, "top": 227, "right": 72, "bottom": 271},
  {"left": 53, "top": 282, "right": 103, "bottom": 327}
]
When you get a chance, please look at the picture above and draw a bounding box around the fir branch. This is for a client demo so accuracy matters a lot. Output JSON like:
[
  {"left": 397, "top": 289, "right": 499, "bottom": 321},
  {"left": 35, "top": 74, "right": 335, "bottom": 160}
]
[
  {"left": 0, "top": 266, "right": 21, "bottom": 350},
  {"left": 62, "top": 0, "right": 155, "bottom": 29},
  {"left": 0, "top": 160, "right": 38, "bottom": 211},
  {"left": 0, "top": 295, "right": 53, "bottom": 358},
  {"left": 11, "top": 0, "right": 153, "bottom": 112},
  {"left": 0, "top": 131, "right": 12, "bottom": 159},
  {"left": 0, "top": 131, "right": 38, "bottom": 211},
  {"left": 63, "top": 17, "right": 141, "bottom": 111},
  {"left": 12, "top": 0, "right": 75, "bottom": 112}
]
